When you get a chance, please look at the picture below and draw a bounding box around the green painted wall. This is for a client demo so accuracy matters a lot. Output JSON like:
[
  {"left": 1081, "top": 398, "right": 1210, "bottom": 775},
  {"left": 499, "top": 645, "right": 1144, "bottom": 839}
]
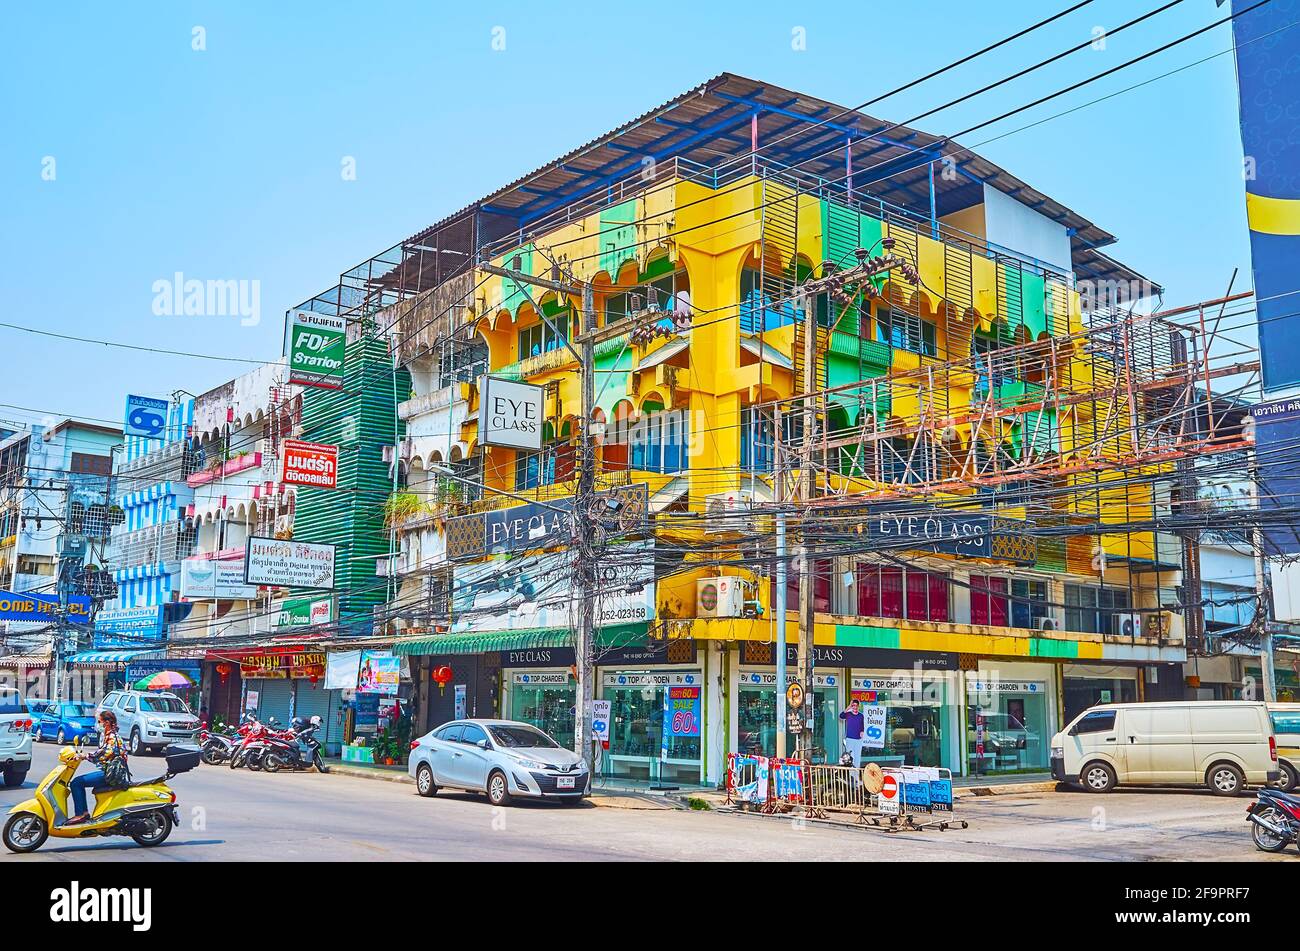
[{"left": 294, "top": 331, "right": 409, "bottom": 628}]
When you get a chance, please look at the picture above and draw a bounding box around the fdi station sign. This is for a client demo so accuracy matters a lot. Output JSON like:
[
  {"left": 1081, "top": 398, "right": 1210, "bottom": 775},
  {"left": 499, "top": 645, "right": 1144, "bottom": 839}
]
[
  {"left": 280, "top": 439, "right": 339, "bottom": 489},
  {"left": 286, "top": 309, "right": 347, "bottom": 390},
  {"left": 244, "top": 537, "right": 336, "bottom": 589}
]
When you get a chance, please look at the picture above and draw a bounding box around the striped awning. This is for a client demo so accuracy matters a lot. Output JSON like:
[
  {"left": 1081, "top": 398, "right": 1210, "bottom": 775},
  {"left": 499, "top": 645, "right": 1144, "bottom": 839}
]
[
  {"left": 391, "top": 622, "right": 650, "bottom": 657},
  {"left": 67, "top": 648, "right": 167, "bottom": 665},
  {"left": 392, "top": 627, "right": 574, "bottom": 657}
]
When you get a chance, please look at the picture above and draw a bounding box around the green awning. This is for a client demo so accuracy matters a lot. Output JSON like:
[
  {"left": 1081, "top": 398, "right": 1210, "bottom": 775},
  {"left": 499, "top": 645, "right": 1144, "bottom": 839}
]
[{"left": 391, "top": 622, "right": 650, "bottom": 657}]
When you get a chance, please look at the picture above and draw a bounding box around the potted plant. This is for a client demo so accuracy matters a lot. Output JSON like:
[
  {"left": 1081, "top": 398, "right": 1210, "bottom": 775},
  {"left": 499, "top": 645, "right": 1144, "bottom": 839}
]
[{"left": 383, "top": 492, "right": 423, "bottom": 527}]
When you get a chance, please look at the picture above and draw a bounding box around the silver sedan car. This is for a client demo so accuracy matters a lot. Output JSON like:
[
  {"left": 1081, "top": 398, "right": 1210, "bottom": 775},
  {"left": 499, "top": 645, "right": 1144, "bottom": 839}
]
[{"left": 408, "top": 718, "right": 590, "bottom": 806}]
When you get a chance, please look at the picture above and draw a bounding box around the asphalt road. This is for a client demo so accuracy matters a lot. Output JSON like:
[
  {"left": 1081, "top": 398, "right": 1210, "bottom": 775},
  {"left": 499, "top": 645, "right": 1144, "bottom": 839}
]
[{"left": 1, "top": 743, "right": 1292, "bottom": 862}]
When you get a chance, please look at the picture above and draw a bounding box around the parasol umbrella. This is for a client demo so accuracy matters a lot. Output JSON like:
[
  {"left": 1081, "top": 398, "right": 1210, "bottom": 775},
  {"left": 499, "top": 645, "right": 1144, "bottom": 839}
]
[{"left": 133, "top": 670, "right": 194, "bottom": 691}]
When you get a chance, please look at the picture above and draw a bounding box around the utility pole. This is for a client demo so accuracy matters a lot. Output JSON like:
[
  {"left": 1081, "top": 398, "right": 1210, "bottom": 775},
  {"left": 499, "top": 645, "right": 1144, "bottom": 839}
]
[
  {"left": 789, "top": 249, "right": 915, "bottom": 761},
  {"left": 476, "top": 262, "right": 622, "bottom": 771},
  {"left": 574, "top": 282, "right": 598, "bottom": 772},
  {"left": 1248, "top": 449, "right": 1278, "bottom": 703},
  {"left": 796, "top": 288, "right": 816, "bottom": 761},
  {"left": 773, "top": 405, "right": 787, "bottom": 759}
]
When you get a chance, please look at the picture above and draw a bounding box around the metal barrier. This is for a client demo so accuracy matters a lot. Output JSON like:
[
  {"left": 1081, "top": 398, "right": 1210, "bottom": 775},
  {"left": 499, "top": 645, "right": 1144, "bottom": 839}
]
[{"left": 725, "top": 754, "right": 968, "bottom": 831}]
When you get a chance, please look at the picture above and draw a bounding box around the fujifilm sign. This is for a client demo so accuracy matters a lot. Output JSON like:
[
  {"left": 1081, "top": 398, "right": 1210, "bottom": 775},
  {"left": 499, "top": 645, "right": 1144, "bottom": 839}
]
[
  {"left": 286, "top": 309, "right": 347, "bottom": 390},
  {"left": 480, "top": 376, "right": 544, "bottom": 450}
]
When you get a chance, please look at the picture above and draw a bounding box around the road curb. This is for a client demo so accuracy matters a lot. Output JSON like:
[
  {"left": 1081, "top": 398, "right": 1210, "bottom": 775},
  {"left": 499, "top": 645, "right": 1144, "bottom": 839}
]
[
  {"left": 323, "top": 762, "right": 681, "bottom": 808},
  {"left": 955, "top": 781, "right": 1058, "bottom": 798}
]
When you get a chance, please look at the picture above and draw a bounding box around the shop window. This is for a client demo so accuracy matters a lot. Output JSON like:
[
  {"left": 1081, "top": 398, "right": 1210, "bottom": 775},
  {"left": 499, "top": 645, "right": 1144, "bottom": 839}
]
[
  {"left": 856, "top": 565, "right": 948, "bottom": 621},
  {"left": 970, "top": 576, "right": 1010, "bottom": 627},
  {"left": 1064, "top": 583, "right": 1132, "bottom": 634},
  {"left": 1010, "top": 579, "right": 1050, "bottom": 629},
  {"left": 779, "top": 559, "right": 834, "bottom": 614}
]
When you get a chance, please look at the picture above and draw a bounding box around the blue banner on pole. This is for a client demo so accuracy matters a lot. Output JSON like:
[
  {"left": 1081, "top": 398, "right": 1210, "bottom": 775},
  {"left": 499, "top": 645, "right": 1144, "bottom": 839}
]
[{"left": 1232, "top": 0, "right": 1300, "bottom": 391}]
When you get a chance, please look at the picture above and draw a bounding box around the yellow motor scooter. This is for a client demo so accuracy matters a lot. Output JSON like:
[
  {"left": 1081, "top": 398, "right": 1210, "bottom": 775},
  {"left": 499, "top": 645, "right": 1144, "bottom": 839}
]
[{"left": 2, "top": 739, "right": 198, "bottom": 853}]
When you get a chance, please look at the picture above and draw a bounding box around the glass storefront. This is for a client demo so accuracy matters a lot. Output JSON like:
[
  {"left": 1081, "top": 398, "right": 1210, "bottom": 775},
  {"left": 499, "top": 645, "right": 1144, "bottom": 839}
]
[
  {"left": 965, "top": 678, "right": 1051, "bottom": 775},
  {"left": 506, "top": 670, "right": 575, "bottom": 749},
  {"left": 849, "top": 673, "right": 956, "bottom": 770},
  {"left": 1063, "top": 669, "right": 1138, "bottom": 722},
  {"left": 736, "top": 671, "right": 841, "bottom": 763},
  {"left": 602, "top": 670, "right": 703, "bottom": 785}
]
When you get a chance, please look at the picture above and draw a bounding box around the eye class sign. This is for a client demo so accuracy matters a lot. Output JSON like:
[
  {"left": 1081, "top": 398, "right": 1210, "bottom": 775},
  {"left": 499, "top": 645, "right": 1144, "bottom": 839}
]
[{"left": 479, "top": 376, "right": 544, "bottom": 450}]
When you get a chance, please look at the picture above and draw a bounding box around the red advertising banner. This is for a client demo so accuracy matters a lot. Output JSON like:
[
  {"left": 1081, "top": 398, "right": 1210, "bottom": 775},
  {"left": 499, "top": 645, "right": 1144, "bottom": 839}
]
[{"left": 281, "top": 439, "right": 338, "bottom": 489}]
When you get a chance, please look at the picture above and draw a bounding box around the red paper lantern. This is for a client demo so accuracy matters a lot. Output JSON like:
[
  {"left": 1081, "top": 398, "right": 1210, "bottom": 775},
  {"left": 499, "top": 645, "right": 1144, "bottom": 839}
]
[
  {"left": 433, "top": 665, "right": 454, "bottom": 694},
  {"left": 215, "top": 662, "right": 232, "bottom": 683}
]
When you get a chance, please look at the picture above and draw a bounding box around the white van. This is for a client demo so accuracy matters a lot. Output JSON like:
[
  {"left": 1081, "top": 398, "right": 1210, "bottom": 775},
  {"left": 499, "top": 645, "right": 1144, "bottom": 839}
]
[
  {"left": 1051, "top": 701, "right": 1279, "bottom": 796},
  {"left": 1269, "top": 702, "right": 1300, "bottom": 791}
]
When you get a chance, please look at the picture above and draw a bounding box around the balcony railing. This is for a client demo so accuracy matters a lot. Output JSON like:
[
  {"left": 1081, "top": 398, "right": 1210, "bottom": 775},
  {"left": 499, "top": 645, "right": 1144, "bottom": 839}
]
[{"left": 106, "top": 521, "right": 196, "bottom": 568}]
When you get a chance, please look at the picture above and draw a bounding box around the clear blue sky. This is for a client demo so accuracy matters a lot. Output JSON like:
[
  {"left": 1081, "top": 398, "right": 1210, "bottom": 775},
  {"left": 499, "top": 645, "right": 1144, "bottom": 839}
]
[{"left": 0, "top": 0, "right": 1255, "bottom": 428}]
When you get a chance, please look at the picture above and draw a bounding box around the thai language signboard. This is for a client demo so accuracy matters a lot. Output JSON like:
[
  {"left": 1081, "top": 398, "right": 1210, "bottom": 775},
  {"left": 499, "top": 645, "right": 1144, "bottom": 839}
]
[
  {"left": 280, "top": 439, "right": 339, "bottom": 489},
  {"left": 244, "top": 537, "right": 336, "bottom": 589},
  {"left": 93, "top": 605, "right": 165, "bottom": 649}
]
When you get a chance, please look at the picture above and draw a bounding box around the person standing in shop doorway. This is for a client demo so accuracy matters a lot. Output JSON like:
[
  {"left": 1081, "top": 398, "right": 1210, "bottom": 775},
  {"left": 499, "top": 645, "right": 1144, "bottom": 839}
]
[{"left": 839, "top": 698, "right": 865, "bottom": 767}]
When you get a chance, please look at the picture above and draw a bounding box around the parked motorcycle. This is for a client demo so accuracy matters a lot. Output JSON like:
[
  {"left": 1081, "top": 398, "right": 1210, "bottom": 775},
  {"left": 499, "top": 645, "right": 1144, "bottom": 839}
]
[
  {"left": 261, "top": 716, "right": 329, "bottom": 773},
  {"left": 1246, "top": 786, "right": 1300, "bottom": 853},
  {"left": 199, "top": 715, "right": 254, "bottom": 766},
  {"left": 229, "top": 717, "right": 282, "bottom": 771}
]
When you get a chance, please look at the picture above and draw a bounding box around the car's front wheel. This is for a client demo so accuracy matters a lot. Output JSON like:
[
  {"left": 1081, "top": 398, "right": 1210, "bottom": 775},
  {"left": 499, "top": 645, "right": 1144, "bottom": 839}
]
[
  {"left": 486, "top": 770, "right": 511, "bottom": 807},
  {"left": 56, "top": 728, "right": 66, "bottom": 745},
  {"left": 129, "top": 729, "right": 142, "bottom": 756},
  {"left": 1082, "top": 761, "right": 1116, "bottom": 793},
  {"left": 32, "top": 726, "right": 43, "bottom": 743},
  {"left": 416, "top": 763, "right": 437, "bottom": 798}
]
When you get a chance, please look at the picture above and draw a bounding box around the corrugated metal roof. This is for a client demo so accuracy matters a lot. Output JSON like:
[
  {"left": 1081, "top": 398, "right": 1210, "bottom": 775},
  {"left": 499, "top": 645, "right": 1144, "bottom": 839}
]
[{"left": 399, "top": 73, "right": 1153, "bottom": 289}]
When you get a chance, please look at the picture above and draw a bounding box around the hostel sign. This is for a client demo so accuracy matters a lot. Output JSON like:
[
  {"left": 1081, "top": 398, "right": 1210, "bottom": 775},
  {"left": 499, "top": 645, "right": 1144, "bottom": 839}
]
[{"left": 286, "top": 309, "right": 347, "bottom": 390}]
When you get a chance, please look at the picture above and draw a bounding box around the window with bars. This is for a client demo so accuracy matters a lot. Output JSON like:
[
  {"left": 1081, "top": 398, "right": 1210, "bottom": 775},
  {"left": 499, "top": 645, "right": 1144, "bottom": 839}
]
[
  {"left": 436, "top": 336, "right": 488, "bottom": 387},
  {"left": 606, "top": 273, "right": 684, "bottom": 326},
  {"left": 875, "top": 306, "right": 937, "bottom": 357}
]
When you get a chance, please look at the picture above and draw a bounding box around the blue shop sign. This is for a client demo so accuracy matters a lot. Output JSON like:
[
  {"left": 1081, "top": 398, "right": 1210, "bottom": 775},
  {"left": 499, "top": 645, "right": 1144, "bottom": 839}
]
[
  {"left": 0, "top": 591, "right": 92, "bottom": 624},
  {"left": 125, "top": 659, "right": 202, "bottom": 685},
  {"left": 93, "top": 606, "right": 165, "bottom": 649}
]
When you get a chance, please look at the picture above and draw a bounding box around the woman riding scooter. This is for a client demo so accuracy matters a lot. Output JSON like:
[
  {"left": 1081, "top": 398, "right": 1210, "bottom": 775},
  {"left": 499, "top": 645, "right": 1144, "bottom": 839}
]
[{"left": 66, "top": 710, "right": 128, "bottom": 825}]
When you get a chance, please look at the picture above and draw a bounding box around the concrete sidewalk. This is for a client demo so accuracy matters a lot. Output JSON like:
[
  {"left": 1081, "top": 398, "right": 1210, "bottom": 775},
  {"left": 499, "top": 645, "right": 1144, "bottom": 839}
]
[{"left": 322, "top": 758, "right": 1057, "bottom": 809}]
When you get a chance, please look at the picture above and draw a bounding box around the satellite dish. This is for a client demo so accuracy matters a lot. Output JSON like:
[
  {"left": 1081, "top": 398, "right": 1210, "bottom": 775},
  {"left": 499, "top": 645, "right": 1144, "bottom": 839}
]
[{"left": 861, "top": 762, "right": 885, "bottom": 794}]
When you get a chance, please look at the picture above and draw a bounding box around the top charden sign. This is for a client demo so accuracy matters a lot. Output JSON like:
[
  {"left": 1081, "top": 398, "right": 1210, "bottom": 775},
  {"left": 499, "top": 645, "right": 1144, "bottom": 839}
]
[{"left": 280, "top": 439, "right": 338, "bottom": 489}]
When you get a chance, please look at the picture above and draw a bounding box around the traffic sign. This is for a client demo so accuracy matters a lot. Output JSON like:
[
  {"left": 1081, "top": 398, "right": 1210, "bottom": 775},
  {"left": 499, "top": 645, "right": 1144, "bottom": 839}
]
[{"left": 879, "top": 773, "right": 901, "bottom": 816}]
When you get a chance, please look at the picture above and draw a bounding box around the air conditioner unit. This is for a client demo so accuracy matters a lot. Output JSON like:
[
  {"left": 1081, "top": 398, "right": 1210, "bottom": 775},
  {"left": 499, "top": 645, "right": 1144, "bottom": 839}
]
[
  {"left": 1113, "top": 613, "right": 1143, "bottom": 638},
  {"left": 704, "top": 490, "right": 757, "bottom": 534},
  {"left": 1035, "top": 615, "right": 1061, "bottom": 632},
  {"left": 697, "top": 576, "right": 745, "bottom": 619}
]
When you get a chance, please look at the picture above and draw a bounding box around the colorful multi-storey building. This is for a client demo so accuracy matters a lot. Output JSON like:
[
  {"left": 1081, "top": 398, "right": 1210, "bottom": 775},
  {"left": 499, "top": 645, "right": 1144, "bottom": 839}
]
[{"left": 361, "top": 76, "right": 1229, "bottom": 785}]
